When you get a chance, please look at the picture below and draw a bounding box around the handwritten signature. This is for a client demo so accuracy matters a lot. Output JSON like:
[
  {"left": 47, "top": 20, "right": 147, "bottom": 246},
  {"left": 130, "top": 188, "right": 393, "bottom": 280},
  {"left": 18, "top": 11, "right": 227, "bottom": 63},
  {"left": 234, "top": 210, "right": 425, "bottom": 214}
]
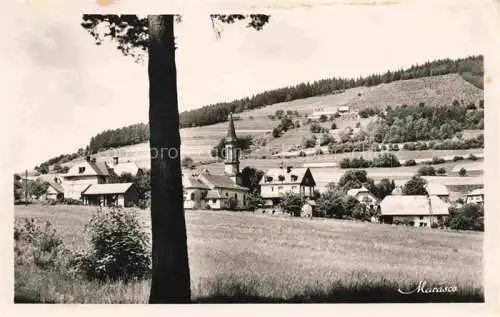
[{"left": 398, "top": 280, "right": 458, "bottom": 295}]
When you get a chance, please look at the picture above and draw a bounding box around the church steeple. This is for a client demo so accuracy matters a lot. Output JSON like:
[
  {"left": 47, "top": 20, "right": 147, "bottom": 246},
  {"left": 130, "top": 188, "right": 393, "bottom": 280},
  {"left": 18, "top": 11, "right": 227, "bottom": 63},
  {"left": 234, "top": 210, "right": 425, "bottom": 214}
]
[{"left": 224, "top": 113, "right": 242, "bottom": 185}]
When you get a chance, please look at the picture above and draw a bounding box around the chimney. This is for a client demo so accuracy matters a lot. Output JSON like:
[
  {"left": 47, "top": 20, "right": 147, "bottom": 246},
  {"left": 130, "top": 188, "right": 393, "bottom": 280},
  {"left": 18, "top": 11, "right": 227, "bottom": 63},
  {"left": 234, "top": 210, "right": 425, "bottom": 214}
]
[{"left": 113, "top": 156, "right": 119, "bottom": 165}]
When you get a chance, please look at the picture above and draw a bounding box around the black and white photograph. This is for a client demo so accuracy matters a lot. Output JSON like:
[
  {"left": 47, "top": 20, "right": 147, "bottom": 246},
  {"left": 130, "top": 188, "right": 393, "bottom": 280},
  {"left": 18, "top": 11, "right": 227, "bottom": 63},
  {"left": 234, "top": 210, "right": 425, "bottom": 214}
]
[{"left": 3, "top": 0, "right": 499, "bottom": 310}]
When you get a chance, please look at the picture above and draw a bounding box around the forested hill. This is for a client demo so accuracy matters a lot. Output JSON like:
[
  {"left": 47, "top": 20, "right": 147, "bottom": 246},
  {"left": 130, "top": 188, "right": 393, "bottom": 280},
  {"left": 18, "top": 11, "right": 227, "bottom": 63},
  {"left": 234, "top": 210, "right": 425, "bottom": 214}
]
[{"left": 179, "top": 55, "right": 483, "bottom": 128}]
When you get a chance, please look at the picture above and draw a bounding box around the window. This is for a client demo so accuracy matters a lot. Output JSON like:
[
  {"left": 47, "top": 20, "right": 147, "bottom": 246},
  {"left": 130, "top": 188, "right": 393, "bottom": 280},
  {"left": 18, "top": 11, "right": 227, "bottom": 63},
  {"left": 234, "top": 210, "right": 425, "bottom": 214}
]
[
  {"left": 190, "top": 193, "right": 195, "bottom": 200},
  {"left": 272, "top": 187, "right": 274, "bottom": 192},
  {"left": 78, "top": 167, "right": 85, "bottom": 173},
  {"left": 234, "top": 193, "right": 237, "bottom": 199},
  {"left": 243, "top": 195, "right": 246, "bottom": 205},
  {"left": 419, "top": 216, "right": 424, "bottom": 220},
  {"left": 225, "top": 192, "right": 228, "bottom": 197},
  {"left": 212, "top": 199, "right": 216, "bottom": 203}
]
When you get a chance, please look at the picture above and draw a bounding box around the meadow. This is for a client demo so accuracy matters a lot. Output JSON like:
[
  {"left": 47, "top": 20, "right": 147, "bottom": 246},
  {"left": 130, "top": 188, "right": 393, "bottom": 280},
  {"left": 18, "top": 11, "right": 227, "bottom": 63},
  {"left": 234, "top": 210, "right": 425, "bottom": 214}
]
[{"left": 15, "top": 205, "right": 483, "bottom": 303}]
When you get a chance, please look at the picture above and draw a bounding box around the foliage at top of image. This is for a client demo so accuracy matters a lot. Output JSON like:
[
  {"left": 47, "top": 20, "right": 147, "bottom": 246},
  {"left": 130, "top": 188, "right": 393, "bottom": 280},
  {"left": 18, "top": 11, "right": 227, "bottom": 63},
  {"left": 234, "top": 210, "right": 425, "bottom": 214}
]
[{"left": 179, "top": 55, "right": 483, "bottom": 128}]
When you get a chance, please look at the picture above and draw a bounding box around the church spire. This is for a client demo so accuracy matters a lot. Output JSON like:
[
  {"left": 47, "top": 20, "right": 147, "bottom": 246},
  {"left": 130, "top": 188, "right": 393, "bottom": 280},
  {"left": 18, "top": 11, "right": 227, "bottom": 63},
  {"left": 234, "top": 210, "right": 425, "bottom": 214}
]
[{"left": 226, "top": 112, "right": 237, "bottom": 143}]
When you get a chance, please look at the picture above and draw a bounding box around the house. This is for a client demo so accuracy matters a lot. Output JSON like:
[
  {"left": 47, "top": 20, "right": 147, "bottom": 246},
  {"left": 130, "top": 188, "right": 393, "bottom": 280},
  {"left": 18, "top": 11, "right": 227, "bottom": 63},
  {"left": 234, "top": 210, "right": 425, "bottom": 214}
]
[
  {"left": 379, "top": 195, "right": 449, "bottom": 227},
  {"left": 425, "top": 183, "right": 449, "bottom": 202},
  {"left": 183, "top": 175, "right": 210, "bottom": 209},
  {"left": 81, "top": 182, "right": 138, "bottom": 207},
  {"left": 36, "top": 174, "right": 65, "bottom": 200},
  {"left": 259, "top": 166, "right": 317, "bottom": 207},
  {"left": 301, "top": 200, "right": 316, "bottom": 218},
  {"left": 108, "top": 156, "right": 140, "bottom": 177},
  {"left": 465, "top": 188, "right": 484, "bottom": 205},
  {"left": 347, "top": 186, "right": 378, "bottom": 208},
  {"left": 63, "top": 157, "right": 113, "bottom": 200},
  {"left": 182, "top": 113, "right": 250, "bottom": 210}
]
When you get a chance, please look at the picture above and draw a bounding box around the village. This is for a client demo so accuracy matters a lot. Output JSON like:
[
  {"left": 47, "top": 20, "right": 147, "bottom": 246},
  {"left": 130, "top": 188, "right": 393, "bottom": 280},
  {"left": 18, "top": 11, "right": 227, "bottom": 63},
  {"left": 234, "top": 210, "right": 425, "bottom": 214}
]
[{"left": 16, "top": 109, "right": 484, "bottom": 229}]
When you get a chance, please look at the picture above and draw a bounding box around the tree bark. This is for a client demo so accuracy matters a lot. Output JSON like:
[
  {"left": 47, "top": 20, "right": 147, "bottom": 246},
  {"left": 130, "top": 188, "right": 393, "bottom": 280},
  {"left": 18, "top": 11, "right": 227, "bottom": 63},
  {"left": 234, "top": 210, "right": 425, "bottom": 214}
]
[{"left": 147, "top": 15, "right": 191, "bottom": 303}]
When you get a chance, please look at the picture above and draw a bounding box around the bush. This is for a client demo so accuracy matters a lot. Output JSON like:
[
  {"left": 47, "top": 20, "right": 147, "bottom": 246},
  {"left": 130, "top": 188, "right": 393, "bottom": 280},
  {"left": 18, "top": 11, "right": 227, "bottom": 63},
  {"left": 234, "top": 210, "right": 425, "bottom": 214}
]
[
  {"left": 75, "top": 207, "right": 151, "bottom": 281},
  {"left": 330, "top": 122, "right": 337, "bottom": 130},
  {"left": 453, "top": 156, "right": 464, "bottom": 162},
  {"left": 62, "top": 198, "right": 83, "bottom": 205},
  {"left": 14, "top": 218, "right": 71, "bottom": 270},
  {"left": 418, "top": 166, "right": 436, "bottom": 176},
  {"left": 272, "top": 128, "right": 281, "bottom": 138},
  {"left": 430, "top": 222, "right": 439, "bottom": 229},
  {"left": 431, "top": 157, "right": 446, "bottom": 165},
  {"left": 468, "top": 154, "right": 479, "bottom": 161},
  {"left": 404, "top": 159, "right": 417, "bottom": 166},
  {"left": 310, "top": 123, "right": 322, "bottom": 133},
  {"left": 371, "top": 153, "right": 401, "bottom": 168},
  {"left": 436, "top": 167, "right": 446, "bottom": 175},
  {"left": 459, "top": 168, "right": 467, "bottom": 177},
  {"left": 302, "top": 135, "right": 317, "bottom": 148}
]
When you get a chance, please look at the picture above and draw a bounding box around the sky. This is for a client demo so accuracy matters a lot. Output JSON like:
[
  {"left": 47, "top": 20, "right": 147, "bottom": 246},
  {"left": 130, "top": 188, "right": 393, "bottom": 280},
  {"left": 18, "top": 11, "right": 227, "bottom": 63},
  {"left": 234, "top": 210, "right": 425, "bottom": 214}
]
[{"left": 1, "top": 0, "right": 495, "bottom": 172}]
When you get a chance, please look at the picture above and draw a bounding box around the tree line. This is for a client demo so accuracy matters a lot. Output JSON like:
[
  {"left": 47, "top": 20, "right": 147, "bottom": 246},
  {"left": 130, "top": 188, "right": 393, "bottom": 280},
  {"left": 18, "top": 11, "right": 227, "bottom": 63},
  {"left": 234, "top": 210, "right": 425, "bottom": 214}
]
[
  {"left": 88, "top": 123, "right": 149, "bottom": 154},
  {"left": 179, "top": 55, "right": 483, "bottom": 128}
]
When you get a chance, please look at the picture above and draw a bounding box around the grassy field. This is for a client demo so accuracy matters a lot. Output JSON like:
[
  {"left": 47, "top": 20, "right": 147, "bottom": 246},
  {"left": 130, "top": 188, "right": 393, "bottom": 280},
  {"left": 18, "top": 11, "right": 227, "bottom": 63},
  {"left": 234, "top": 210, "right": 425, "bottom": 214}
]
[{"left": 15, "top": 205, "right": 483, "bottom": 303}]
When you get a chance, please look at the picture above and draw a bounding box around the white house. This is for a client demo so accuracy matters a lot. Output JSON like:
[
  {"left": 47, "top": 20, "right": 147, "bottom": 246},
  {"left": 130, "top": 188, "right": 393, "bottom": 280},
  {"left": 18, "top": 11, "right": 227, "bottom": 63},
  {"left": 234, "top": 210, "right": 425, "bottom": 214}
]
[
  {"left": 81, "top": 182, "right": 138, "bottom": 207},
  {"left": 107, "top": 156, "right": 140, "bottom": 177},
  {"left": 379, "top": 195, "right": 450, "bottom": 227},
  {"left": 36, "top": 174, "right": 65, "bottom": 200},
  {"left": 346, "top": 186, "right": 378, "bottom": 208},
  {"left": 63, "top": 157, "right": 113, "bottom": 200},
  {"left": 465, "top": 188, "right": 484, "bottom": 205},
  {"left": 198, "top": 172, "right": 249, "bottom": 210},
  {"left": 425, "top": 183, "right": 449, "bottom": 202},
  {"left": 259, "top": 166, "right": 316, "bottom": 207}
]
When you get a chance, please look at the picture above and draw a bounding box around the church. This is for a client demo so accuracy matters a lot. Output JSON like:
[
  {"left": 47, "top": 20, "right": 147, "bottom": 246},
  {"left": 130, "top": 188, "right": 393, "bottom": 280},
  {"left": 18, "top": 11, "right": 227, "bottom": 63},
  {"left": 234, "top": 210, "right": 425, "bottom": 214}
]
[{"left": 183, "top": 113, "right": 249, "bottom": 210}]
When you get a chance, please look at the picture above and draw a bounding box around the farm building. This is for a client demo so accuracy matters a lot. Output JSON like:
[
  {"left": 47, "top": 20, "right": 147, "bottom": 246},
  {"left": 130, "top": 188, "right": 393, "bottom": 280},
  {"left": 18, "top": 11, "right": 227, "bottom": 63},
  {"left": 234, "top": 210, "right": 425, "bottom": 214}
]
[
  {"left": 259, "top": 166, "right": 317, "bottom": 207},
  {"left": 183, "top": 113, "right": 250, "bottom": 210},
  {"left": 63, "top": 157, "right": 114, "bottom": 200},
  {"left": 81, "top": 182, "right": 138, "bottom": 207},
  {"left": 425, "top": 183, "right": 449, "bottom": 202},
  {"left": 347, "top": 186, "right": 378, "bottom": 208},
  {"left": 379, "top": 195, "right": 449, "bottom": 227},
  {"left": 36, "top": 174, "right": 65, "bottom": 200},
  {"left": 465, "top": 188, "right": 484, "bottom": 205}
]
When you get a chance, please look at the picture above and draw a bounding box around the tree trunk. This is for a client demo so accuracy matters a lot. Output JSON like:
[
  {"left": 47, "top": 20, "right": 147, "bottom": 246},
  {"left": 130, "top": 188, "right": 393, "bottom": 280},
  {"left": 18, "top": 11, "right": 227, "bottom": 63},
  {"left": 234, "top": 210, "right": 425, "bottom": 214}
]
[{"left": 147, "top": 15, "right": 191, "bottom": 303}]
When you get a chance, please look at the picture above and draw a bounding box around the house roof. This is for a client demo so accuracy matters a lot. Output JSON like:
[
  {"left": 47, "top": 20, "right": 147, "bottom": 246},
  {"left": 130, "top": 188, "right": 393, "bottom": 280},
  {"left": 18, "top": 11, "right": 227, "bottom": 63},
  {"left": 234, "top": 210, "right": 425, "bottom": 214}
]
[
  {"left": 347, "top": 186, "right": 372, "bottom": 198},
  {"left": 110, "top": 162, "right": 139, "bottom": 176},
  {"left": 380, "top": 195, "right": 449, "bottom": 216},
  {"left": 466, "top": 188, "right": 484, "bottom": 196},
  {"left": 305, "top": 200, "right": 316, "bottom": 206},
  {"left": 425, "top": 183, "right": 449, "bottom": 196},
  {"left": 205, "top": 190, "right": 223, "bottom": 199},
  {"left": 36, "top": 174, "right": 64, "bottom": 193},
  {"left": 82, "top": 183, "right": 134, "bottom": 195},
  {"left": 183, "top": 176, "right": 210, "bottom": 189},
  {"left": 226, "top": 112, "right": 237, "bottom": 143},
  {"left": 66, "top": 161, "right": 111, "bottom": 177},
  {"left": 199, "top": 173, "right": 248, "bottom": 191},
  {"left": 46, "top": 181, "right": 64, "bottom": 193},
  {"left": 259, "top": 167, "right": 313, "bottom": 186}
]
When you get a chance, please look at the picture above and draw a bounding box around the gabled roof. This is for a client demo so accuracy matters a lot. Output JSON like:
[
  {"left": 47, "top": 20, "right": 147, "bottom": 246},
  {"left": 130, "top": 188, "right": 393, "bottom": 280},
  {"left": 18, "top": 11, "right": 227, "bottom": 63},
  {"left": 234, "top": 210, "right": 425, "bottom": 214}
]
[
  {"left": 466, "top": 188, "right": 484, "bottom": 196},
  {"left": 183, "top": 176, "right": 210, "bottom": 189},
  {"left": 429, "top": 195, "right": 450, "bottom": 215},
  {"left": 425, "top": 183, "right": 449, "bottom": 196},
  {"left": 82, "top": 183, "right": 134, "bottom": 195},
  {"left": 66, "top": 160, "right": 110, "bottom": 177},
  {"left": 205, "top": 190, "right": 223, "bottom": 199},
  {"left": 347, "top": 186, "right": 372, "bottom": 198},
  {"left": 199, "top": 173, "right": 248, "bottom": 191},
  {"left": 46, "top": 181, "right": 64, "bottom": 193},
  {"left": 380, "top": 196, "right": 432, "bottom": 216},
  {"left": 259, "top": 167, "right": 314, "bottom": 186}
]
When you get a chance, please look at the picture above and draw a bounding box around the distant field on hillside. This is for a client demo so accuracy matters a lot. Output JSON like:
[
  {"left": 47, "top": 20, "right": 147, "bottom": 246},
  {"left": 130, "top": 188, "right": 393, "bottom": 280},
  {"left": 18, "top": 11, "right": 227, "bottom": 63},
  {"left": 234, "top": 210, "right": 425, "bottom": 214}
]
[
  {"left": 15, "top": 205, "right": 483, "bottom": 303},
  {"left": 58, "top": 73, "right": 482, "bottom": 170}
]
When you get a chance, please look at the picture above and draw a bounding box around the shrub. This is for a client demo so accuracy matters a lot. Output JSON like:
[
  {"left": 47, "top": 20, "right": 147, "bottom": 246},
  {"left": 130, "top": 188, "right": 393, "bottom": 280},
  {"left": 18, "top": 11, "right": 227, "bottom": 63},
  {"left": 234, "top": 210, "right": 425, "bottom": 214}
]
[
  {"left": 302, "top": 135, "right": 317, "bottom": 148},
  {"left": 453, "top": 156, "right": 464, "bottom": 162},
  {"left": 431, "top": 157, "right": 446, "bottom": 165},
  {"left": 418, "top": 166, "right": 436, "bottom": 176},
  {"left": 62, "top": 198, "right": 83, "bottom": 205},
  {"left": 468, "top": 154, "right": 479, "bottom": 161},
  {"left": 272, "top": 128, "right": 281, "bottom": 138},
  {"left": 310, "top": 123, "right": 322, "bottom": 133},
  {"left": 371, "top": 153, "right": 401, "bottom": 168},
  {"left": 430, "top": 222, "right": 439, "bottom": 229},
  {"left": 404, "top": 159, "right": 417, "bottom": 166},
  {"left": 14, "top": 218, "right": 70, "bottom": 270},
  {"left": 330, "top": 122, "right": 337, "bottom": 130},
  {"left": 75, "top": 207, "right": 151, "bottom": 281},
  {"left": 436, "top": 167, "right": 446, "bottom": 175},
  {"left": 459, "top": 168, "right": 467, "bottom": 177}
]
